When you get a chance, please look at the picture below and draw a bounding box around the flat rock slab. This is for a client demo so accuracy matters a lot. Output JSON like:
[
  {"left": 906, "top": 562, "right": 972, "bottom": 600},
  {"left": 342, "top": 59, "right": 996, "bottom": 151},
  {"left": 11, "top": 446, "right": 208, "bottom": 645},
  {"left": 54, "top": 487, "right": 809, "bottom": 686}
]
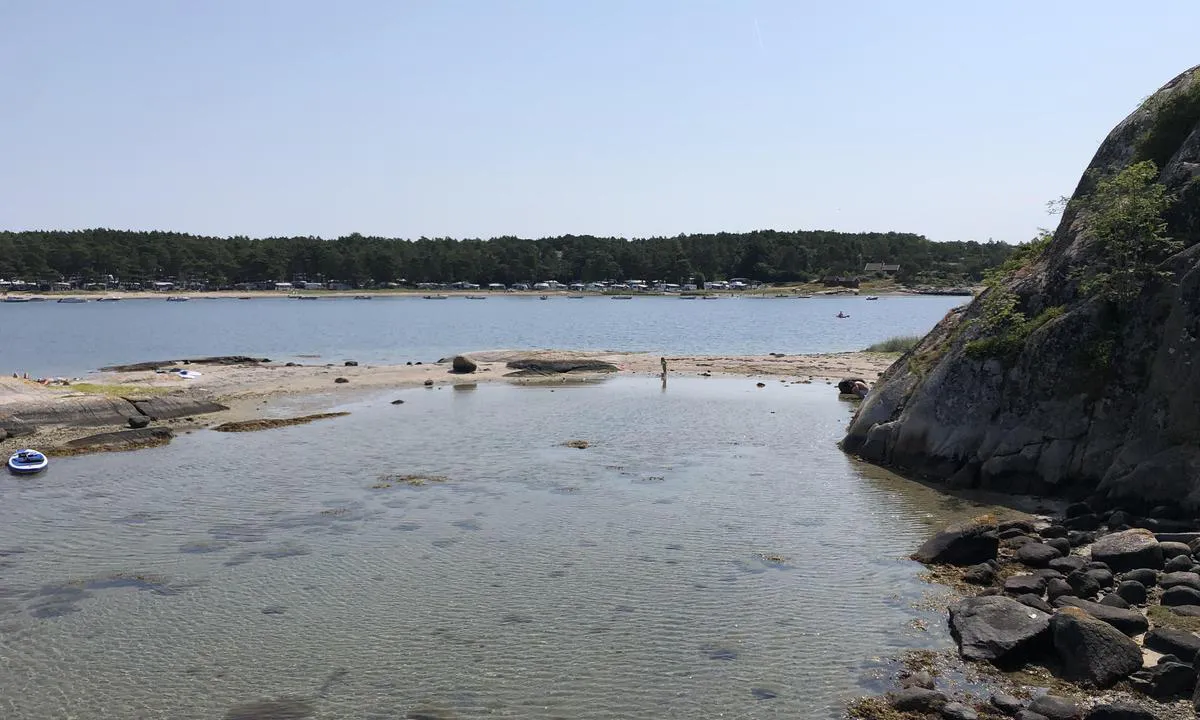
[
  {"left": 1143, "top": 627, "right": 1200, "bottom": 660},
  {"left": 6, "top": 396, "right": 140, "bottom": 427},
  {"left": 1052, "top": 596, "right": 1148, "bottom": 635},
  {"left": 949, "top": 595, "right": 1050, "bottom": 663},
  {"left": 58, "top": 427, "right": 173, "bottom": 454},
  {"left": 100, "top": 356, "right": 269, "bottom": 372},
  {"left": 131, "top": 397, "right": 228, "bottom": 420},
  {"left": 504, "top": 359, "right": 619, "bottom": 376}
]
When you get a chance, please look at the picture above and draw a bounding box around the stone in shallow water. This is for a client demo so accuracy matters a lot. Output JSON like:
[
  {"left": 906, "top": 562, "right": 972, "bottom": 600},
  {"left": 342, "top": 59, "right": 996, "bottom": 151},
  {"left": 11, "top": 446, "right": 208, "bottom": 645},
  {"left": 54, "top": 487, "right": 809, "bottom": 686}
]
[
  {"left": 223, "top": 697, "right": 315, "bottom": 720},
  {"left": 750, "top": 687, "right": 777, "bottom": 700},
  {"left": 701, "top": 644, "right": 738, "bottom": 661}
]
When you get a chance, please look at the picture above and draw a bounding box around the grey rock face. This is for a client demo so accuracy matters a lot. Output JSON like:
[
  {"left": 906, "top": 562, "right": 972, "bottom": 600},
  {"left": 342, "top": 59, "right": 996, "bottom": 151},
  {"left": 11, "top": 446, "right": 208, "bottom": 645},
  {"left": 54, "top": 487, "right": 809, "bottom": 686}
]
[
  {"left": 1050, "top": 608, "right": 1142, "bottom": 687},
  {"left": 841, "top": 66, "right": 1200, "bottom": 511},
  {"left": 948, "top": 595, "right": 1051, "bottom": 663}
]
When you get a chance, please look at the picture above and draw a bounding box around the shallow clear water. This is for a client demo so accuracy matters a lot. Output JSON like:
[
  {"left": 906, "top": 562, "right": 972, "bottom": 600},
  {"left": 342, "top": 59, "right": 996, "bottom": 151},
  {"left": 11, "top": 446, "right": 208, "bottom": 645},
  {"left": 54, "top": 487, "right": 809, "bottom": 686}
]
[
  {"left": 0, "top": 378, "right": 989, "bottom": 719},
  {"left": 1, "top": 294, "right": 965, "bottom": 376}
]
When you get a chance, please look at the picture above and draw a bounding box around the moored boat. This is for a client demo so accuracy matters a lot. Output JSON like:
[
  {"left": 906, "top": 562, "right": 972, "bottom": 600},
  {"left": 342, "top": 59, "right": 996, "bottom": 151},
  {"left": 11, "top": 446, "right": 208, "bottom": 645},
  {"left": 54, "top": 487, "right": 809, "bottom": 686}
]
[
  {"left": 57, "top": 297, "right": 87, "bottom": 303},
  {"left": 611, "top": 295, "right": 633, "bottom": 300},
  {"left": 2, "top": 296, "right": 31, "bottom": 303},
  {"left": 865, "top": 296, "right": 880, "bottom": 300},
  {"left": 422, "top": 294, "right": 448, "bottom": 300},
  {"left": 166, "top": 296, "right": 190, "bottom": 302},
  {"left": 96, "top": 297, "right": 122, "bottom": 302},
  {"left": 465, "top": 295, "right": 487, "bottom": 300},
  {"left": 7, "top": 449, "right": 48, "bottom": 475},
  {"left": 353, "top": 295, "right": 372, "bottom": 300}
]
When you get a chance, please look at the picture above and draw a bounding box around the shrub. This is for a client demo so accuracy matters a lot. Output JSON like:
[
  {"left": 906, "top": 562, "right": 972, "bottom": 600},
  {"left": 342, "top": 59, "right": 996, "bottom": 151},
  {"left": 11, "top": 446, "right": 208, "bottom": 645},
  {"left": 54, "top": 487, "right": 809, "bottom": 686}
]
[{"left": 864, "top": 334, "right": 922, "bottom": 353}]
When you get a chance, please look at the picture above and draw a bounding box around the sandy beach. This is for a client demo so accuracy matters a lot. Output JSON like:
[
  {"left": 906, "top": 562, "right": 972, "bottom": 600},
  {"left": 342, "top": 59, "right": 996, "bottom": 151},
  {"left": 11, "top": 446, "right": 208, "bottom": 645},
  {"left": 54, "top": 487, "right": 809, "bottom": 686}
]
[{"left": 0, "top": 349, "right": 896, "bottom": 456}]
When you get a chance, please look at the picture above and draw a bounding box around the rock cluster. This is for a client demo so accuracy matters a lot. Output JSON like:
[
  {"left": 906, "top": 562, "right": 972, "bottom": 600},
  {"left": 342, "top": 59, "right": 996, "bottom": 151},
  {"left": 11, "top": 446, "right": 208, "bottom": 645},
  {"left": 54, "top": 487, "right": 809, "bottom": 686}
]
[{"left": 861, "top": 508, "right": 1200, "bottom": 718}]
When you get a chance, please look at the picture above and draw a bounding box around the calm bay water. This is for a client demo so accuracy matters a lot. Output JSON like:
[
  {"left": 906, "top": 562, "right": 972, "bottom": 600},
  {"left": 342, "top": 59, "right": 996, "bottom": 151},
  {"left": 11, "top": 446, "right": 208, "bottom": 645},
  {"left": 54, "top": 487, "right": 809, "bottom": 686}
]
[
  {"left": 0, "top": 378, "right": 991, "bottom": 719},
  {"left": 1, "top": 294, "right": 965, "bottom": 377}
]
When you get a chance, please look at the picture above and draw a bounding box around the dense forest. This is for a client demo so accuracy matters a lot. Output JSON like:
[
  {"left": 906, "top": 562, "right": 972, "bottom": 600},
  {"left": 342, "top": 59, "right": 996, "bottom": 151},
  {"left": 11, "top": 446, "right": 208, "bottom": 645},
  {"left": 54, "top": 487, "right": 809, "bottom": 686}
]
[{"left": 0, "top": 229, "right": 1013, "bottom": 288}]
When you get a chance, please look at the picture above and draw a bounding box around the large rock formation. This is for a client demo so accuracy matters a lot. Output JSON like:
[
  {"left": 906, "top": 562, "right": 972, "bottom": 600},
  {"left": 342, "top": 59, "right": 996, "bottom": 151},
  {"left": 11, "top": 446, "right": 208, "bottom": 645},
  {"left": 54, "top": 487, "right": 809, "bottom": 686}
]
[{"left": 843, "top": 65, "right": 1200, "bottom": 511}]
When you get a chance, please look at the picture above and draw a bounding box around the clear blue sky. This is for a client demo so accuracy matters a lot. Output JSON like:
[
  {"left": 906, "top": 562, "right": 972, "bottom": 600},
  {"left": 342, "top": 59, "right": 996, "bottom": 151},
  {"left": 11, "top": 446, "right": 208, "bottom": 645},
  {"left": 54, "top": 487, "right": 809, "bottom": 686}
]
[{"left": 2, "top": 2, "right": 1197, "bottom": 244}]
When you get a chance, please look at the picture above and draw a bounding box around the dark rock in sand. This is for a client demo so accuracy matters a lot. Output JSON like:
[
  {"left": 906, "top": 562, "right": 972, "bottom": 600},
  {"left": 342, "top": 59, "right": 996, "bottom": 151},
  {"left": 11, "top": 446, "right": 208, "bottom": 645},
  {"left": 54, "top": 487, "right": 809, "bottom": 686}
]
[
  {"left": 1052, "top": 607, "right": 1141, "bottom": 687},
  {"left": 1018, "top": 542, "right": 1063, "bottom": 568},
  {"left": 1017, "top": 594, "right": 1054, "bottom": 614},
  {"left": 1114, "top": 580, "right": 1147, "bottom": 605},
  {"left": 1066, "top": 570, "right": 1101, "bottom": 599},
  {"left": 1106, "top": 510, "right": 1137, "bottom": 530},
  {"left": 1045, "top": 537, "right": 1072, "bottom": 557},
  {"left": 1144, "top": 627, "right": 1200, "bottom": 660},
  {"left": 1028, "top": 694, "right": 1081, "bottom": 720},
  {"left": 1000, "top": 519, "right": 1037, "bottom": 534},
  {"left": 999, "top": 527, "right": 1030, "bottom": 540},
  {"left": 1068, "top": 530, "right": 1096, "bottom": 547},
  {"left": 132, "top": 396, "right": 228, "bottom": 420},
  {"left": 1164, "top": 553, "right": 1196, "bottom": 573},
  {"left": 1148, "top": 661, "right": 1196, "bottom": 699},
  {"left": 1098, "top": 593, "right": 1130, "bottom": 609},
  {"left": 391, "top": 399, "right": 405, "bottom": 405},
  {"left": 1005, "top": 574, "right": 1048, "bottom": 595},
  {"left": 887, "top": 687, "right": 948, "bottom": 713},
  {"left": 1162, "top": 585, "right": 1200, "bottom": 606},
  {"left": 949, "top": 595, "right": 1051, "bottom": 663},
  {"left": 1090, "top": 529, "right": 1163, "bottom": 572},
  {"left": 334, "top": 377, "right": 349, "bottom": 384},
  {"left": 127, "top": 415, "right": 151, "bottom": 429},
  {"left": 990, "top": 692, "right": 1025, "bottom": 715},
  {"left": 1041, "top": 525, "right": 1069, "bottom": 539},
  {"left": 1121, "top": 568, "right": 1157, "bottom": 587},
  {"left": 1160, "top": 571, "right": 1200, "bottom": 590},
  {"left": 1064, "top": 514, "right": 1101, "bottom": 531},
  {"left": 1084, "top": 703, "right": 1157, "bottom": 720},
  {"left": 504, "top": 358, "right": 619, "bottom": 376},
  {"left": 914, "top": 519, "right": 999, "bottom": 566},
  {"left": 1085, "top": 567, "right": 1114, "bottom": 589},
  {"left": 1047, "top": 578, "right": 1074, "bottom": 602},
  {"left": 344, "top": 360, "right": 358, "bottom": 366},
  {"left": 423, "top": 379, "right": 433, "bottom": 386},
  {"left": 1053, "top": 596, "right": 1148, "bottom": 635},
  {"left": 1049, "top": 556, "right": 1087, "bottom": 573},
  {"left": 451, "top": 355, "right": 477, "bottom": 373},
  {"left": 941, "top": 702, "right": 979, "bottom": 720},
  {"left": 1034, "top": 568, "right": 1065, "bottom": 581},
  {"left": 964, "top": 563, "right": 997, "bottom": 585},
  {"left": 1160, "top": 540, "right": 1193, "bottom": 559}
]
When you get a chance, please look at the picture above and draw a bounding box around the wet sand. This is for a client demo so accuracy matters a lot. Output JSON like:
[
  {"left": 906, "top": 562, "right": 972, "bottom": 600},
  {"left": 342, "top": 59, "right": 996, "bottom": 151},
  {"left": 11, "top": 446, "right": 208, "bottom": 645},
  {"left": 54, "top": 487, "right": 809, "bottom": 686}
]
[{"left": 0, "top": 349, "right": 896, "bottom": 455}]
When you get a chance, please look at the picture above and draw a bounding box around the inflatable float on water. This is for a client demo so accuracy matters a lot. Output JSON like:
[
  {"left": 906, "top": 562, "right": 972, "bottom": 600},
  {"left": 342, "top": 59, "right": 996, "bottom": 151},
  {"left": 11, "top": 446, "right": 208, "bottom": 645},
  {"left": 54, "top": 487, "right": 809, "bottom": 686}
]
[{"left": 7, "top": 449, "right": 48, "bottom": 475}]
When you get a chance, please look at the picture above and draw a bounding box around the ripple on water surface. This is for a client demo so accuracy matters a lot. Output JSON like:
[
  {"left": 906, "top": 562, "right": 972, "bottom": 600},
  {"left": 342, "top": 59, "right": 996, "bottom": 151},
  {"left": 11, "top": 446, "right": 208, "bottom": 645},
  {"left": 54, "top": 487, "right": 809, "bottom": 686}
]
[{"left": 0, "top": 377, "right": 994, "bottom": 719}]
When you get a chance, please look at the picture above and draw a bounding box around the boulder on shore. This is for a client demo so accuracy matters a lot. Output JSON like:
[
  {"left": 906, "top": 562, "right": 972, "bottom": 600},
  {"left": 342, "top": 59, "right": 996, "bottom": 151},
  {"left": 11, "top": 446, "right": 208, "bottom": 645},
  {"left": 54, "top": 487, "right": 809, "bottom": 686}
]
[
  {"left": 451, "top": 355, "right": 478, "bottom": 373},
  {"left": 1052, "top": 596, "right": 1148, "bottom": 636},
  {"left": 1090, "top": 530, "right": 1163, "bottom": 573},
  {"left": 1050, "top": 607, "right": 1141, "bottom": 687},
  {"left": 948, "top": 595, "right": 1051, "bottom": 663},
  {"left": 913, "top": 518, "right": 999, "bottom": 566}
]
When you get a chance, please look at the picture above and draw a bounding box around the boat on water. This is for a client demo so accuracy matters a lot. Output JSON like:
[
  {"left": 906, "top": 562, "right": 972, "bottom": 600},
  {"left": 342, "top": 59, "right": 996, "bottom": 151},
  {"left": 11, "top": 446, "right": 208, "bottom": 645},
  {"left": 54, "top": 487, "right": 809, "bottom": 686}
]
[
  {"left": 865, "top": 296, "right": 880, "bottom": 301},
  {"left": 353, "top": 295, "right": 372, "bottom": 300},
  {"left": 237, "top": 296, "right": 253, "bottom": 300},
  {"left": 795, "top": 295, "right": 813, "bottom": 299},
  {"left": 465, "top": 295, "right": 487, "bottom": 300},
  {"left": 701, "top": 295, "right": 721, "bottom": 300},
  {"left": 837, "top": 312, "right": 850, "bottom": 318},
  {"left": 166, "top": 296, "right": 190, "bottom": 302},
  {"left": 611, "top": 295, "right": 633, "bottom": 300},
  {"left": 539, "top": 295, "right": 549, "bottom": 300},
  {"left": 2, "top": 296, "right": 31, "bottom": 303},
  {"left": 423, "top": 294, "right": 448, "bottom": 300},
  {"left": 96, "top": 297, "right": 122, "bottom": 302},
  {"left": 567, "top": 295, "right": 585, "bottom": 299},
  {"left": 7, "top": 449, "right": 48, "bottom": 475},
  {"left": 57, "top": 297, "right": 86, "bottom": 303},
  {"left": 679, "top": 295, "right": 697, "bottom": 300},
  {"left": 296, "top": 296, "right": 319, "bottom": 301}
]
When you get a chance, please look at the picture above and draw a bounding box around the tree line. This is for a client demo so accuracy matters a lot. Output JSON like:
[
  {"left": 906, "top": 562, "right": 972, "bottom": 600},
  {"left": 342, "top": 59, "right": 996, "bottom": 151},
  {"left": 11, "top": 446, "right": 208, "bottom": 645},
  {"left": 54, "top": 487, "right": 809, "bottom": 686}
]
[{"left": 0, "top": 228, "right": 1013, "bottom": 287}]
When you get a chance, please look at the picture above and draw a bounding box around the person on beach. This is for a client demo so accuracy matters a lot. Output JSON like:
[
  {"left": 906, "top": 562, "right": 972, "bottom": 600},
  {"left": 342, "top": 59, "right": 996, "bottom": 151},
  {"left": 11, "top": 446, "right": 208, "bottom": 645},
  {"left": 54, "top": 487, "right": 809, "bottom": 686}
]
[
  {"left": 852, "top": 380, "right": 870, "bottom": 399},
  {"left": 660, "top": 357, "right": 668, "bottom": 377}
]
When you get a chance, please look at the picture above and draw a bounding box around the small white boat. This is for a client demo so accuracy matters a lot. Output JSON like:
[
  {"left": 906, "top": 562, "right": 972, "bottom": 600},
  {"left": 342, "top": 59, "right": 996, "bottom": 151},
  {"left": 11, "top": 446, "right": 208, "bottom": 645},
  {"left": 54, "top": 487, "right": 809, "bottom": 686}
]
[
  {"left": 3, "top": 296, "right": 31, "bottom": 303},
  {"left": 7, "top": 449, "right": 48, "bottom": 475},
  {"left": 166, "top": 296, "right": 189, "bottom": 302}
]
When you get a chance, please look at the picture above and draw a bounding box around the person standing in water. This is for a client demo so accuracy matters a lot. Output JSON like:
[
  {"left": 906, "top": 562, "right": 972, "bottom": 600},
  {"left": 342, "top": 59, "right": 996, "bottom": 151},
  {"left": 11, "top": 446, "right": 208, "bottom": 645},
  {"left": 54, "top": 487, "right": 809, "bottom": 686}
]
[{"left": 660, "top": 357, "right": 668, "bottom": 377}]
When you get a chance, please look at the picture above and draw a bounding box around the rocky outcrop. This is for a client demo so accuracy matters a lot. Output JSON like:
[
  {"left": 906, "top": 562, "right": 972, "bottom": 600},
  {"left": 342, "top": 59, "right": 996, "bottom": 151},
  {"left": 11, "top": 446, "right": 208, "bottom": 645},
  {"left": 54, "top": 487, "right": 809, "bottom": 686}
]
[
  {"left": 504, "top": 358, "right": 619, "bottom": 376},
  {"left": 55, "top": 427, "right": 174, "bottom": 455},
  {"left": 451, "top": 355, "right": 477, "bottom": 374},
  {"left": 99, "top": 356, "right": 269, "bottom": 372},
  {"left": 842, "top": 65, "right": 1200, "bottom": 510},
  {"left": 912, "top": 517, "right": 999, "bottom": 565},
  {"left": 948, "top": 595, "right": 1051, "bottom": 663},
  {"left": 130, "top": 397, "right": 228, "bottom": 421}
]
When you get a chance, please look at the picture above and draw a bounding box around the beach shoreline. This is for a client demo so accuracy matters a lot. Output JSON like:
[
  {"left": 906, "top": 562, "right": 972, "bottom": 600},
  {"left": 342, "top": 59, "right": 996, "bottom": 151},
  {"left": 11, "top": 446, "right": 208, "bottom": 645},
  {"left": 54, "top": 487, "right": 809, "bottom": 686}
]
[{"left": 0, "top": 349, "right": 896, "bottom": 457}]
